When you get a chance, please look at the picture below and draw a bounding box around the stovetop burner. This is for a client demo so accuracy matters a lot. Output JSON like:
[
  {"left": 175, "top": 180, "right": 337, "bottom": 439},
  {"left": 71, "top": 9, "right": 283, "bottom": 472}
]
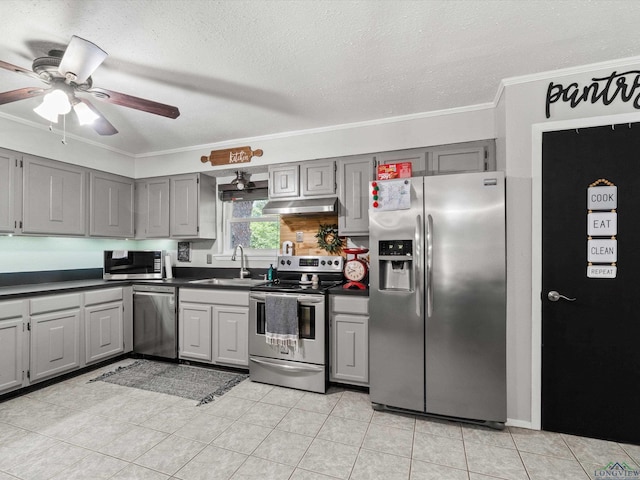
[
  {"left": 251, "top": 255, "right": 345, "bottom": 294},
  {"left": 252, "top": 279, "right": 343, "bottom": 294}
]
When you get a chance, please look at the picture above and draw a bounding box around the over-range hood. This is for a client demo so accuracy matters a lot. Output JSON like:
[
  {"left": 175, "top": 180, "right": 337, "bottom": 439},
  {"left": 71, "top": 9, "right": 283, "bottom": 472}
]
[{"left": 262, "top": 197, "right": 337, "bottom": 215}]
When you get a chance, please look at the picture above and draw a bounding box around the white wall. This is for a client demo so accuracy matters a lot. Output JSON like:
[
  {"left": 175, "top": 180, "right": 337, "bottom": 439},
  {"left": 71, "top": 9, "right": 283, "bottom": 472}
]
[
  {"left": 0, "top": 116, "right": 134, "bottom": 177},
  {"left": 135, "top": 106, "right": 496, "bottom": 178},
  {"left": 501, "top": 56, "right": 640, "bottom": 427}
]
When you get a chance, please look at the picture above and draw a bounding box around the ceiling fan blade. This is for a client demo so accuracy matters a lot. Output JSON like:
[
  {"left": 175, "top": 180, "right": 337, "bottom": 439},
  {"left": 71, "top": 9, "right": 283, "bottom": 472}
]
[
  {"left": 76, "top": 98, "right": 118, "bottom": 136},
  {"left": 87, "top": 87, "right": 180, "bottom": 119},
  {"left": 0, "top": 87, "right": 47, "bottom": 105},
  {"left": 0, "top": 60, "right": 42, "bottom": 81},
  {"left": 58, "top": 36, "right": 107, "bottom": 84}
]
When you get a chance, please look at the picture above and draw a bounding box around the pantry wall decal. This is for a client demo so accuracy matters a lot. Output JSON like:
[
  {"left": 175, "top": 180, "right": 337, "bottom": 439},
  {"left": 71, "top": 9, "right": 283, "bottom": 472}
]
[{"left": 586, "top": 178, "right": 617, "bottom": 279}]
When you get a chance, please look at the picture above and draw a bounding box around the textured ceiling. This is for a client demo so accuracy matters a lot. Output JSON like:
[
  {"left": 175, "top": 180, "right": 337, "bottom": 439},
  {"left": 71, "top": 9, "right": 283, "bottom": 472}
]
[{"left": 1, "top": 0, "right": 640, "bottom": 156}]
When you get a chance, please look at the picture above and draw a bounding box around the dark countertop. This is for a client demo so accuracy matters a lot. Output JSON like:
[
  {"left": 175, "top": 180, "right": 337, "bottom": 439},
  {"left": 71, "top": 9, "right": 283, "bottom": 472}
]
[
  {"left": 0, "top": 268, "right": 369, "bottom": 300},
  {"left": 0, "top": 277, "right": 268, "bottom": 300},
  {"left": 328, "top": 285, "right": 369, "bottom": 296}
]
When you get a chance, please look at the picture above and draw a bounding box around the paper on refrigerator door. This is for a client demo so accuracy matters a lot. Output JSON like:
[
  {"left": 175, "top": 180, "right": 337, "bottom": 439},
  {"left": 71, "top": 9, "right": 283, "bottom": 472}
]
[{"left": 371, "top": 179, "right": 411, "bottom": 211}]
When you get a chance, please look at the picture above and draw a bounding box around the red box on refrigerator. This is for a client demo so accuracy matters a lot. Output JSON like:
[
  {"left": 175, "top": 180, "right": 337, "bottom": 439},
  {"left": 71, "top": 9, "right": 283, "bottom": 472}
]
[{"left": 377, "top": 162, "right": 412, "bottom": 180}]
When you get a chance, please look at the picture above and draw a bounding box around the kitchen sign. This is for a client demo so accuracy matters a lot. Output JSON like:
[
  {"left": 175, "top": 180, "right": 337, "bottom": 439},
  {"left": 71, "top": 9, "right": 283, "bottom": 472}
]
[
  {"left": 546, "top": 70, "right": 640, "bottom": 118},
  {"left": 586, "top": 179, "right": 617, "bottom": 279},
  {"left": 200, "top": 146, "right": 263, "bottom": 166}
]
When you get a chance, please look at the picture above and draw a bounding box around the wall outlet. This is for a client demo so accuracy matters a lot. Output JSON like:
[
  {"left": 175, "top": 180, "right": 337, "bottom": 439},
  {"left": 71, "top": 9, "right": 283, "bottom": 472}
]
[
  {"left": 296, "top": 231, "right": 304, "bottom": 242},
  {"left": 206, "top": 254, "right": 212, "bottom": 264}
]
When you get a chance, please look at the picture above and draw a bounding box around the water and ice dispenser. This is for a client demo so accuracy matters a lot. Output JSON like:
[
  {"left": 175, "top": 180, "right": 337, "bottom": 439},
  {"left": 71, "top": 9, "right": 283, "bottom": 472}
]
[{"left": 378, "top": 240, "right": 414, "bottom": 291}]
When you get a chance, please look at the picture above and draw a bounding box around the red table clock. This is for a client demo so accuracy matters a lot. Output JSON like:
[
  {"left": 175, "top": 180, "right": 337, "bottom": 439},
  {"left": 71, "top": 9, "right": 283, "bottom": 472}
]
[{"left": 343, "top": 248, "right": 369, "bottom": 290}]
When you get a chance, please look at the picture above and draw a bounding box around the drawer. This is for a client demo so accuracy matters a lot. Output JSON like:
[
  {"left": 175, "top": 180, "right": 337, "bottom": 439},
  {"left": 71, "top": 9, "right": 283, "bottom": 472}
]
[
  {"left": 30, "top": 293, "right": 81, "bottom": 315},
  {"left": 84, "top": 287, "right": 123, "bottom": 306},
  {"left": 180, "top": 288, "right": 249, "bottom": 306},
  {"left": 0, "top": 300, "right": 25, "bottom": 320},
  {"left": 331, "top": 295, "right": 369, "bottom": 315}
]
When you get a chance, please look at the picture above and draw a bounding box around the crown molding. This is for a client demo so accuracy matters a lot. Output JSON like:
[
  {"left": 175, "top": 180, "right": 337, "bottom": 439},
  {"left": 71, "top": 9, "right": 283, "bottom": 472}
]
[{"left": 0, "top": 111, "right": 134, "bottom": 157}]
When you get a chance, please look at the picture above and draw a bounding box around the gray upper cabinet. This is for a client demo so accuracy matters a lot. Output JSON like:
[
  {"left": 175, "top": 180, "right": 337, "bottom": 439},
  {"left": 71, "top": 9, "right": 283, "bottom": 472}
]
[
  {"left": 375, "top": 140, "right": 496, "bottom": 178},
  {"left": 170, "top": 173, "right": 216, "bottom": 239},
  {"left": 90, "top": 171, "right": 134, "bottom": 238},
  {"left": 337, "top": 156, "right": 374, "bottom": 236},
  {"left": 22, "top": 155, "right": 87, "bottom": 236},
  {"left": 268, "top": 159, "right": 336, "bottom": 199},
  {"left": 135, "top": 177, "right": 170, "bottom": 238},
  {"left": 428, "top": 140, "right": 495, "bottom": 175},
  {"left": 0, "top": 148, "right": 21, "bottom": 234},
  {"left": 269, "top": 164, "right": 299, "bottom": 198},
  {"left": 375, "top": 148, "right": 429, "bottom": 177},
  {"left": 301, "top": 159, "right": 336, "bottom": 197}
]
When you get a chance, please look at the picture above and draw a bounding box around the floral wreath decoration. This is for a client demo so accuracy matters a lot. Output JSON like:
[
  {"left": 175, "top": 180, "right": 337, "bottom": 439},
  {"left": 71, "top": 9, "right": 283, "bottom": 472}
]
[{"left": 315, "top": 223, "right": 343, "bottom": 254}]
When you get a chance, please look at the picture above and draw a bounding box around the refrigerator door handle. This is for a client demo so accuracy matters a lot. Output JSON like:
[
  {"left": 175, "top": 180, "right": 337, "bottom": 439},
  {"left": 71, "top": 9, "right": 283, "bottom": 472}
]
[
  {"left": 426, "top": 214, "right": 433, "bottom": 318},
  {"left": 415, "top": 214, "right": 423, "bottom": 317}
]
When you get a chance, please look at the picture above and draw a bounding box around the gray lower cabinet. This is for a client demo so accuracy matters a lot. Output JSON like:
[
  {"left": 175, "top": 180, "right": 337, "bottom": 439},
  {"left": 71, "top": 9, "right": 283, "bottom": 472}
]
[
  {"left": 22, "top": 155, "right": 87, "bottom": 236},
  {"left": 30, "top": 293, "right": 81, "bottom": 383},
  {"left": 135, "top": 177, "right": 170, "bottom": 238},
  {"left": 330, "top": 295, "right": 369, "bottom": 386},
  {"left": 337, "top": 156, "right": 375, "bottom": 236},
  {"left": 179, "top": 288, "right": 249, "bottom": 367},
  {"left": 212, "top": 303, "right": 248, "bottom": 367},
  {"left": 170, "top": 173, "right": 217, "bottom": 239},
  {"left": 84, "top": 288, "right": 125, "bottom": 364},
  {"left": 179, "top": 303, "right": 212, "bottom": 362},
  {"left": 0, "top": 300, "right": 26, "bottom": 394},
  {"left": 0, "top": 148, "right": 21, "bottom": 234},
  {"left": 90, "top": 171, "right": 134, "bottom": 237}
]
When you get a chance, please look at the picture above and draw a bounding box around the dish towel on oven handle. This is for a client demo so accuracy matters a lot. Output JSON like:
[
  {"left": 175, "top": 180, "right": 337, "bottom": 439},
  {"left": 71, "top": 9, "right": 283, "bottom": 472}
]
[{"left": 265, "top": 294, "right": 299, "bottom": 350}]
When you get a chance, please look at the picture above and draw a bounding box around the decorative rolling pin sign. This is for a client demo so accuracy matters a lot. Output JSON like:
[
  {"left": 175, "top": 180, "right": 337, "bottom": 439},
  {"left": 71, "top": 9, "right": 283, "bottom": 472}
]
[
  {"left": 200, "top": 146, "right": 263, "bottom": 166},
  {"left": 587, "top": 178, "right": 617, "bottom": 279}
]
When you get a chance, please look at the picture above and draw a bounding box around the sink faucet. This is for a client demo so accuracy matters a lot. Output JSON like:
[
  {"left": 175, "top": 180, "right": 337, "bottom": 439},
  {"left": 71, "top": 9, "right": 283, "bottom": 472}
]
[{"left": 231, "top": 244, "right": 250, "bottom": 279}]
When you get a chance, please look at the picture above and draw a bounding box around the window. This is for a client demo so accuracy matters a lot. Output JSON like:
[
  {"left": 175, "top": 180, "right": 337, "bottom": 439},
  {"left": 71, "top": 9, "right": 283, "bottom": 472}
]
[{"left": 223, "top": 199, "right": 280, "bottom": 253}]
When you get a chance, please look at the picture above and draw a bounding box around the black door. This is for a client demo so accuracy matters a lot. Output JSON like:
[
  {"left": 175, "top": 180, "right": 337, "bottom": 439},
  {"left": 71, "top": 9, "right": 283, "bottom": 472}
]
[{"left": 542, "top": 124, "right": 640, "bottom": 444}]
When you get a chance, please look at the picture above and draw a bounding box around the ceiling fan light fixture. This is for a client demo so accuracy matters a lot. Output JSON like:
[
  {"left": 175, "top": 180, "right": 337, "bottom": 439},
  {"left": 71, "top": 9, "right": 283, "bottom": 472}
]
[
  {"left": 73, "top": 101, "right": 99, "bottom": 125},
  {"left": 58, "top": 35, "right": 107, "bottom": 84},
  {"left": 34, "top": 89, "right": 71, "bottom": 122},
  {"left": 33, "top": 101, "right": 59, "bottom": 123}
]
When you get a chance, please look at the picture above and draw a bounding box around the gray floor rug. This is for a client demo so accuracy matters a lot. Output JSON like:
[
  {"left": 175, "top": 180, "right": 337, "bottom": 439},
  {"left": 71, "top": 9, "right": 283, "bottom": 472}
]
[{"left": 89, "top": 360, "right": 248, "bottom": 405}]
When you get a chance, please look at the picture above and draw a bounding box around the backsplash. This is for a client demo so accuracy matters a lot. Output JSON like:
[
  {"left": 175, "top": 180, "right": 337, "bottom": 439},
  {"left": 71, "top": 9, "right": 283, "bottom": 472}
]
[{"left": 279, "top": 214, "right": 340, "bottom": 256}]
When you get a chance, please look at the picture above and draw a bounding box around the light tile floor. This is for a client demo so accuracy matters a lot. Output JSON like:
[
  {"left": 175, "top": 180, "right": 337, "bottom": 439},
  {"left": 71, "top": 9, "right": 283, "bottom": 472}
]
[{"left": 1, "top": 359, "right": 639, "bottom": 480}]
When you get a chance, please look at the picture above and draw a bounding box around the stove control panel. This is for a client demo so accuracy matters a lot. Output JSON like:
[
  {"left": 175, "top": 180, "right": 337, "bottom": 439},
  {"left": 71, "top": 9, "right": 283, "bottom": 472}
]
[{"left": 277, "top": 255, "right": 343, "bottom": 272}]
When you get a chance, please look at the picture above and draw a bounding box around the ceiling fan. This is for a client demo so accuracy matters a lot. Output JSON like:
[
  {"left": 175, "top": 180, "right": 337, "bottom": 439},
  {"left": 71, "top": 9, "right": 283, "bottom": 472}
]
[{"left": 0, "top": 35, "right": 180, "bottom": 135}]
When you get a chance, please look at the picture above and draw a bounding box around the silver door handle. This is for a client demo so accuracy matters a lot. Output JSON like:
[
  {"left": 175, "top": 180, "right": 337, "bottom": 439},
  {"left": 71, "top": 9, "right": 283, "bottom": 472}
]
[
  {"left": 547, "top": 291, "right": 576, "bottom": 302},
  {"left": 249, "top": 357, "right": 323, "bottom": 372},
  {"left": 426, "top": 214, "right": 433, "bottom": 318}
]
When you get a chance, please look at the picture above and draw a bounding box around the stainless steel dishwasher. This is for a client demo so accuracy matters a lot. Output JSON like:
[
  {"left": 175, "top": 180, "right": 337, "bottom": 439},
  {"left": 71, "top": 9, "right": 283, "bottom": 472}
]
[{"left": 133, "top": 284, "right": 177, "bottom": 359}]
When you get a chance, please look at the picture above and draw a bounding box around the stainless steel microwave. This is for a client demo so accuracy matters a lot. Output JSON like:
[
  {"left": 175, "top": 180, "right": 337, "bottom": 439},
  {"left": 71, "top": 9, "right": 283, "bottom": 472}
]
[{"left": 103, "top": 250, "right": 164, "bottom": 280}]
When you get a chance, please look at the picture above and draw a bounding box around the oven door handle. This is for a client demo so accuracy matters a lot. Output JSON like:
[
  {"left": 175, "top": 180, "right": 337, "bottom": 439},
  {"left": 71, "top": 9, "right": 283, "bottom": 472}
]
[
  {"left": 250, "top": 293, "right": 323, "bottom": 304},
  {"left": 250, "top": 357, "right": 324, "bottom": 373}
]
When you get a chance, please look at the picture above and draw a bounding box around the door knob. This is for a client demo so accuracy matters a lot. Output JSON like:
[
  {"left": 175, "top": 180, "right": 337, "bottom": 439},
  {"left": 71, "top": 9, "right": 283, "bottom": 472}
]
[{"left": 547, "top": 291, "right": 576, "bottom": 302}]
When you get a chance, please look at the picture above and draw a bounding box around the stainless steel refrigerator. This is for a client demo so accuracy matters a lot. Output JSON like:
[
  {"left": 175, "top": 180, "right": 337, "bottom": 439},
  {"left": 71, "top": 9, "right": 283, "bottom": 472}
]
[{"left": 369, "top": 171, "right": 506, "bottom": 423}]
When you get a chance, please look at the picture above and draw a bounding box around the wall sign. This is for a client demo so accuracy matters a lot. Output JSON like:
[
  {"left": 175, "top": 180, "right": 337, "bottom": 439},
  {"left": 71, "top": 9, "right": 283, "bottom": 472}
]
[
  {"left": 546, "top": 70, "right": 640, "bottom": 118},
  {"left": 587, "top": 178, "right": 617, "bottom": 279},
  {"left": 200, "top": 146, "right": 263, "bottom": 166}
]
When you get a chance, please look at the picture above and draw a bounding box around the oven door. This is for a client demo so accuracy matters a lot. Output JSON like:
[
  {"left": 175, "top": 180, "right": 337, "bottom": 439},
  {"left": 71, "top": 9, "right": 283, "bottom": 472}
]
[{"left": 249, "top": 292, "right": 325, "bottom": 365}]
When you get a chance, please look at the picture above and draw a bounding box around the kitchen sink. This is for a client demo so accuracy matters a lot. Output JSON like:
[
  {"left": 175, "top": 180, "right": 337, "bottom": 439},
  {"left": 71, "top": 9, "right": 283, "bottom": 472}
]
[{"left": 188, "top": 278, "right": 267, "bottom": 286}]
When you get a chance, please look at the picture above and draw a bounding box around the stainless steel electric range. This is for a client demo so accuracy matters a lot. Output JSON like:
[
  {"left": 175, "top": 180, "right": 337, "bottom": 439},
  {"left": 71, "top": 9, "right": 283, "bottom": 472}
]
[{"left": 248, "top": 255, "right": 344, "bottom": 393}]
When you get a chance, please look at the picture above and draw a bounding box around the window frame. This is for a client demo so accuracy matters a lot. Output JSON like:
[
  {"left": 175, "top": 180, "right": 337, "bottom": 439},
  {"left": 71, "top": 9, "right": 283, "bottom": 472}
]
[{"left": 220, "top": 198, "right": 280, "bottom": 257}]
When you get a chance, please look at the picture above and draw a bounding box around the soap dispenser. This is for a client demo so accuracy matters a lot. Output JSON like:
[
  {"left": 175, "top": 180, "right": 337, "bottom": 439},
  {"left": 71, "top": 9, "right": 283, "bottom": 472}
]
[{"left": 267, "top": 264, "right": 274, "bottom": 281}]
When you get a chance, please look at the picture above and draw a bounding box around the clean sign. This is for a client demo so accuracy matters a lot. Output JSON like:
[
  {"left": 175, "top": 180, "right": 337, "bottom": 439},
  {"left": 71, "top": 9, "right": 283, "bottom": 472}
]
[{"left": 587, "top": 239, "right": 617, "bottom": 263}]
